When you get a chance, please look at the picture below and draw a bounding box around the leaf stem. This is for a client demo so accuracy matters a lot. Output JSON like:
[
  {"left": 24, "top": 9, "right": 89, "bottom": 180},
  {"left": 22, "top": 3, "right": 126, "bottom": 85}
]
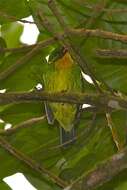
[{"left": 0, "top": 116, "right": 46, "bottom": 135}]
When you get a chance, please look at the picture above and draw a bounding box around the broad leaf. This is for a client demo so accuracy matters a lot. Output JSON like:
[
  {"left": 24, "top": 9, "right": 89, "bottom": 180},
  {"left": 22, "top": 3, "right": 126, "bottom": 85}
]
[{"left": 0, "top": 0, "right": 29, "bottom": 24}]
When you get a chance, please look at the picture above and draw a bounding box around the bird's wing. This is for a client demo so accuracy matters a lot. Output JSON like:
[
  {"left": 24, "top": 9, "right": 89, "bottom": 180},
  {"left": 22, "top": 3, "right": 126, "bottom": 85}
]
[{"left": 44, "top": 101, "right": 55, "bottom": 125}]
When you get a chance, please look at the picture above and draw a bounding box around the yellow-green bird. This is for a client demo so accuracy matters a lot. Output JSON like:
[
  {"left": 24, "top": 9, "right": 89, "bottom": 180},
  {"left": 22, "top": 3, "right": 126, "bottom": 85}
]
[{"left": 43, "top": 47, "right": 82, "bottom": 146}]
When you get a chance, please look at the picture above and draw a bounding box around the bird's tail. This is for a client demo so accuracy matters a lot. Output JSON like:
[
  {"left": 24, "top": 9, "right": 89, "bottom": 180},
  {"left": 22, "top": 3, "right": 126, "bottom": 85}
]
[{"left": 59, "top": 126, "right": 76, "bottom": 148}]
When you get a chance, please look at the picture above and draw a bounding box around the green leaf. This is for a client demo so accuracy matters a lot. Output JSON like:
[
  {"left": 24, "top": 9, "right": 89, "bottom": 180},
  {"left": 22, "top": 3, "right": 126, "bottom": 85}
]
[
  {"left": 1, "top": 22, "right": 24, "bottom": 48},
  {"left": 28, "top": 0, "right": 62, "bottom": 34},
  {"left": 78, "top": 1, "right": 127, "bottom": 93},
  {"left": 28, "top": 0, "right": 91, "bottom": 34},
  {"left": 0, "top": 50, "right": 46, "bottom": 91},
  {"left": 58, "top": 113, "right": 116, "bottom": 182},
  {"left": 0, "top": 102, "right": 45, "bottom": 125},
  {"left": 26, "top": 174, "right": 61, "bottom": 190},
  {"left": 0, "top": 37, "right": 7, "bottom": 63},
  {"left": 0, "top": 0, "right": 29, "bottom": 24},
  {"left": 0, "top": 181, "right": 11, "bottom": 190},
  {"left": 1, "top": 0, "right": 127, "bottom": 189}
]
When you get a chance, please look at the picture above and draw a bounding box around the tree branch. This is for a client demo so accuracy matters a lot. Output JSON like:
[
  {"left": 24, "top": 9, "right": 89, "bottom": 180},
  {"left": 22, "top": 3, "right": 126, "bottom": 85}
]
[
  {"left": 69, "top": 28, "right": 127, "bottom": 44},
  {"left": 82, "top": 1, "right": 106, "bottom": 28},
  {"left": 68, "top": 147, "right": 127, "bottom": 190},
  {"left": 57, "top": 0, "right": 127, "bottom": 25},
  {"left": 96, "top": 49, "right": 127, "bottom": 58},
  {"left": 77, "top": 1, "right": 127, "bottom": 15},
  {"left": 0, "top": 116, "right": 46, "bottom": 135},
  {"left": 0, "top": 91, "right": 127, "bottom": 111},
  {"left": 1, "top": 28, "right": 127, "bottom": 81},
  {"left": 0, "top": 136, "right": 67, "bottom": 188},
  {"left": 1, "top": 29, "right": 127, "bottom": 54},
  {"left": 0, "top": 44, "right": 38, "bottom": 53}
]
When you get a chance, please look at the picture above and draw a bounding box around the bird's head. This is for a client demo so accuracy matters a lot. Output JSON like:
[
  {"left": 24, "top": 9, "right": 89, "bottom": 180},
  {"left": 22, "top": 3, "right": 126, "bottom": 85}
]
[{"left": 48, "top": 46, "right": 74, "bottom": 69}]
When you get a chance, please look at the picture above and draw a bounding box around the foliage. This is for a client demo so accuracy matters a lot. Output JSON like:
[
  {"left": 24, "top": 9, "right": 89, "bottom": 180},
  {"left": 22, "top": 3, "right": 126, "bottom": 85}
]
[{"left": 0, "top": 0, "right": 127, "bottom": 189}]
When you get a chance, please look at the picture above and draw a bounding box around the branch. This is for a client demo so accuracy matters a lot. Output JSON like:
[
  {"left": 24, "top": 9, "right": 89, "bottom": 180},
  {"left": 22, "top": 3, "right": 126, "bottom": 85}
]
[
  {"left": 18, "top": 19, "right": 35, "bottom": 24},
  {"left": 1, "top": 29, "right": 127, "bottom": 54},
  {"left": 78, "top": 1, "right": 127, "bottom": 15},
  {"left": 0, "top": 136, "right": 67, "bottom": 188},
  {"left": 1, "top": 28, "right": 127, "bottom": 80},
  {"left": 96, "top": 49, "right": 127, "bottom": 58},
  {"left": 58, "top": 0, "right": 127, "bottom": 25},
  {"left": 0, "top": 91, "right": 127, "bottom": 110},
  {"left": 69, "top": 28, "right": 127, "bottom": 44},
  {"left": 79, "top": 1, "right": 106, "bottom": 29},
  {"left": 0, "top": 116, "right": 46, "bottom": 135},
  {"left": 0, "top": 44, "right": 37, "bottom": 54},
  {"left": 68, "top": 147, "right": 127, "bottom": 190}
]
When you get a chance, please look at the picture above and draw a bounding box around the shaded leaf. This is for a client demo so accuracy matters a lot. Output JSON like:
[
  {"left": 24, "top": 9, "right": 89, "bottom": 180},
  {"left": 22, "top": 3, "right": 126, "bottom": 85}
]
[
  {"left": 0, "top": 181, "right": 11, "bottom": 190},
  {"left": 0, "top": 0, "right": 29, "bottom": 24}
]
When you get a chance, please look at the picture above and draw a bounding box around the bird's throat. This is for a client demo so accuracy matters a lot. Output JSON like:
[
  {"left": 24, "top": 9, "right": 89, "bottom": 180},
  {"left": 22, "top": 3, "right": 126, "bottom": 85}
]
[{"left": 55, "top": 52, "right": 74, "bottom": 69}]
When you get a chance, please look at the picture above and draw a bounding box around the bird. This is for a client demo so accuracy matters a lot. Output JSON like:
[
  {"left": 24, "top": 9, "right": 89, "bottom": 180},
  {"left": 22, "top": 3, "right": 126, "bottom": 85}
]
[{"left": 43, "top": 46, "right": 83, "bottom": 147}]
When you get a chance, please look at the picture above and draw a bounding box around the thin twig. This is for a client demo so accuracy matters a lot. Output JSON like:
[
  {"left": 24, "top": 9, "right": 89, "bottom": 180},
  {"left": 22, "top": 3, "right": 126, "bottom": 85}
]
[
  {"left": 0, "top": 136, "right": 67, "bottom": 188},
  {"left": 96, "top": 49, "right": 127, "bottom": 58},
  {"left": 58, "top": 0, "right": 127, "bottom": 25},
  {"left": 77, "top": 1, "right": 127, "bottom": 15},
  {"left": 84, "top": 1, "right": 106, "bottom": 27},
  {"left": 18, "top": 19, "right": 35, "bottom": 24},
  {"left": 106, "top": 113, "right": 123, "bottom": 151},
  {"left": 0, "top": 45, "right": 35, "bottom": 53},
  {"left": 0, "top": 116, "right": 46, "bottom": 135},
  {"left": 69, "top": 28, "right": 127, "bottom": 44},
  {"left": 78, "top": 0, "right": 106, "bottom": 46}
]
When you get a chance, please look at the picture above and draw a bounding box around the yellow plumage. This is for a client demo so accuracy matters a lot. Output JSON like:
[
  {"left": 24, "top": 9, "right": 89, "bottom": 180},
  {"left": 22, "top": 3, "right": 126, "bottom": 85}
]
[{"left": 44, "top": 51, "right": 82, "bottom": 132}]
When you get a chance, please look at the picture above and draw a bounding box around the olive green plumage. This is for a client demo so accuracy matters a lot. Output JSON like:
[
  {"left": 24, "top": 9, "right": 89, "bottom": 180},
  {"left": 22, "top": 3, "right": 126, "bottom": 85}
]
[{"left": 43, "top": 48, "right": 82, "bottom": 132}]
